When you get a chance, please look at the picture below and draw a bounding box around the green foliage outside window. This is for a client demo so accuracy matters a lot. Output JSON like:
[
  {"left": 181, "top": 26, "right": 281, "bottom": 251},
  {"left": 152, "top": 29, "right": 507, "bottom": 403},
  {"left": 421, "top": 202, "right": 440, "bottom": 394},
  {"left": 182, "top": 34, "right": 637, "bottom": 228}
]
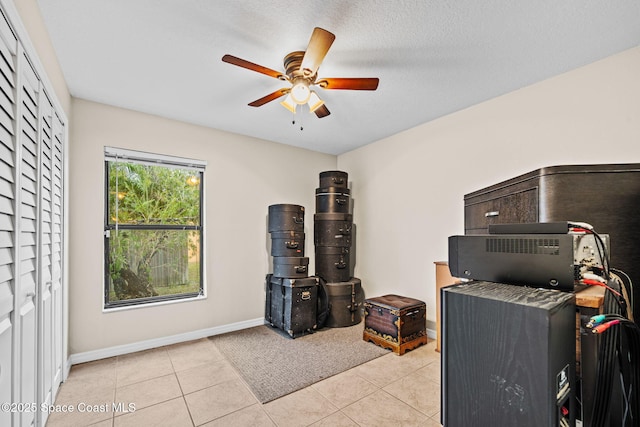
[{"left": 106, "top": 161, "right": 202, "bottom": 305}]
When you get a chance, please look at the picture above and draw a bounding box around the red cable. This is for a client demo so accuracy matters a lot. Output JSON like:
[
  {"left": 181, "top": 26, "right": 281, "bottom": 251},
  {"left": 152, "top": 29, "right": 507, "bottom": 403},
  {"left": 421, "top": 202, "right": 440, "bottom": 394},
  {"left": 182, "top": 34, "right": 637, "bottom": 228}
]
[
  {"left": 581, "top": 279, "right": 622, "bottom": 297},
  {"left": 592, "top": 319, "right": 620, "bottom": 334},
  {"left": 570, "top": 227, "right": 592, "bottom": 234}
]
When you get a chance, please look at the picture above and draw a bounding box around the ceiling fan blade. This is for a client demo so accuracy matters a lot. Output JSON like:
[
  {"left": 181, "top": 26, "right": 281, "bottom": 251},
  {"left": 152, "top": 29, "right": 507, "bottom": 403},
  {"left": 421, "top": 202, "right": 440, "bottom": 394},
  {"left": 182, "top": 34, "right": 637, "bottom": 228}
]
[
  {"left": 317, "top": 78, "right": 379, "bottom": 90},
  {"left": 314, "top": 104, "right": 331, "bottom": 118},
  {"left": 300, "top": 28, "right": 335, "bottom": 76},
  {"left": 248, "top": 88, "right": 290, "bottom": 107},
  {"left": 222, "top": 54, "right": 284, "bottom": 80}
]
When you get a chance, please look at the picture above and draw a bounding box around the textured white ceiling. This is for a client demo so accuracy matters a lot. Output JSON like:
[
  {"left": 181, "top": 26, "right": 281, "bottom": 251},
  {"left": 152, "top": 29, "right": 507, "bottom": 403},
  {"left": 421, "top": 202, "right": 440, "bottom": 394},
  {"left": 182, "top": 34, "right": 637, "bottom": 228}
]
[{"left": 37, "top": 0, "right": 640, "bottom": 155}]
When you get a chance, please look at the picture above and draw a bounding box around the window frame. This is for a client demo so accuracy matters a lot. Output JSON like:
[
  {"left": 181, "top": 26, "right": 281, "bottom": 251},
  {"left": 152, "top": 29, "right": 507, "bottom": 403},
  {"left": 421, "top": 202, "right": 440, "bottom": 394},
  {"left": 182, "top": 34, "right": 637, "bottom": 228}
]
[{"left": 103, "top": 147, "right": 206, "bottom": 309}]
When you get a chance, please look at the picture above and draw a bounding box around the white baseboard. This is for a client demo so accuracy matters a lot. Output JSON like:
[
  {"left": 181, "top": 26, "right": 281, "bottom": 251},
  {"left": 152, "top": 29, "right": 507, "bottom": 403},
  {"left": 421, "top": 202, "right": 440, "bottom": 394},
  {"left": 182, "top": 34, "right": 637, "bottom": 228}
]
[
  {"left": 427, "top": 328, "right": 436, "bottom": 340},
  {"left": 65, "top": 319, "right": 438, "bottom": 372},
  {"left": 67, "top": 317, "right": 264, "bottom": 367}
]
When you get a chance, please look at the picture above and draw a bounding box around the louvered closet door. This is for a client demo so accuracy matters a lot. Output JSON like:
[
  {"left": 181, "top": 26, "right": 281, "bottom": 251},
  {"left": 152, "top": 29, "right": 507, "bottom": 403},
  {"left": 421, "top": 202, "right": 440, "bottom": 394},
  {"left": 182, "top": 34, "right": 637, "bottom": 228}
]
[
  {"left": 51, "top": 112, "right": 63, "bottom": 399},
  {"left": 16, "top": 52, "right": 39, "bottom": 427},
  {"left": 38, "top": 94, "right": 54, "bottom": 422},
  {"left": 0, "top": 5, "right": 67, "bottom": 425},
  {"left": 0, "top": 11, "right": 17, "bottom": 427},
  {"left": 37, "top": 94, "right": 64, "bottom": 423}
]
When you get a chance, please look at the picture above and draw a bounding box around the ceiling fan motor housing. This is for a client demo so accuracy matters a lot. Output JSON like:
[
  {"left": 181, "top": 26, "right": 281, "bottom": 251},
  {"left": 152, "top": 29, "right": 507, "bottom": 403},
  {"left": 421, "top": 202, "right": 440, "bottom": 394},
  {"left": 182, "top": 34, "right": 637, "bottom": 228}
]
[{"left": 284, "top": 51, "right": 317, "bottom": 81}]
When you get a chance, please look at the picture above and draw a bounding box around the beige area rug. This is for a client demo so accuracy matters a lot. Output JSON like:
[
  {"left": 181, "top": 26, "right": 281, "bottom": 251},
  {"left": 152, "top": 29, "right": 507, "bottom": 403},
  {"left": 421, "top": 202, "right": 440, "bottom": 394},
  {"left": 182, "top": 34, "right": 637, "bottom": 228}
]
[{"left": 209, "top": 322, "right": 388, "bottom": 403}]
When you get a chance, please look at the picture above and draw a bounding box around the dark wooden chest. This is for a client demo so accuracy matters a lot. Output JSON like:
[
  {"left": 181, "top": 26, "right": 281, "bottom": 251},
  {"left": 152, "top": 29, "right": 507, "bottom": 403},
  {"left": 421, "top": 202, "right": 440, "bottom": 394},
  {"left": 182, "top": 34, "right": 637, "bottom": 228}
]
[{"left": 363, "top": 294, "right": 428, "bottom": 355}]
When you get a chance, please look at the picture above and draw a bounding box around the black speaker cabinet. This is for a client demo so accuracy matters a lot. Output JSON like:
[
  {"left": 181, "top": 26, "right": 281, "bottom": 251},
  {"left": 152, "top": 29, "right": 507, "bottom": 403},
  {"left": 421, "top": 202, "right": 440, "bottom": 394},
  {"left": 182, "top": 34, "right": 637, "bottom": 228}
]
[{"left": 441, "top": 281, "right": 576, "bottom": 427}]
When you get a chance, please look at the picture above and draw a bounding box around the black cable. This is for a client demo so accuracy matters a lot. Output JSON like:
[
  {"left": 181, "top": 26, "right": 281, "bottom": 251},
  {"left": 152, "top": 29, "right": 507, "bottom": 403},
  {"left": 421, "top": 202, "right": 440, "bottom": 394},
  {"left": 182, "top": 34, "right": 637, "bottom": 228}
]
[
  {"left": 590, "top": 279, "right": 623, "bottom": 426},
  {"left": 624, "top": 320, "right": 640, "bottom": 424},
  {"left": 617, "top": 328, "right": 632, "bottom": 426},
  {"left": 590, "top": 236, "right": 640, "bottom": 425},
  {"left": 592, "top": 237, "right": 626, "bottom": 317},
  {"left": 611, "top": 268, "right": 634, "bottom": 322},
  {"left": 618, "top": 322, "right": 640, "bottom": 426},
  {"left": 591, "top": 230, "right": 611, "bottom": 281},
  {"left": 588, "top": 277, "right": 640, "bottom": 427}
]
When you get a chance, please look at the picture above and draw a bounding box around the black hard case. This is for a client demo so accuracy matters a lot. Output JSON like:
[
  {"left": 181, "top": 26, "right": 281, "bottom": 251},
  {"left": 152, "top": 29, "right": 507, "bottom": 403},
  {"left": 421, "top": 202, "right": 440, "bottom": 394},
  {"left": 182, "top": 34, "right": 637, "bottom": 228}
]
[
  {"left": 314, "top": 213, "right": 352, "bottom": 247},
  {"left": 315, "top": 246, "right": 350, "bottom": 283},
  {"left": 270, "top": 231, "right": 305, "bottom": 257},
  {"left": 319, "top": 170, "right": 348, "bottom": 189},
  {"left": 315, "top": 187, "right": 351, "bottom": 214},
  {"left": 268, "top": 204, "right": 305, "bottom": 232},
  {"left": 325, "top": 278, "right": 363, "bottom": 328},
  {"left": 265, "top": 275, "right": 318, "bottom": 338},
  {"left": 273, "top": 256, "right": 309, "bottom": 278}
]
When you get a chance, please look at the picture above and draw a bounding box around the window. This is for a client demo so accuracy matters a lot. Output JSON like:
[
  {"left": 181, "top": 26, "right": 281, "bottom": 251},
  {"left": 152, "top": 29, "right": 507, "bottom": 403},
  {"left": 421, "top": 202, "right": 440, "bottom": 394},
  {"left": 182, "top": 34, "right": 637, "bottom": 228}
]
[{"left": 104, "top": 147, "right": 205, "bottom": 308}]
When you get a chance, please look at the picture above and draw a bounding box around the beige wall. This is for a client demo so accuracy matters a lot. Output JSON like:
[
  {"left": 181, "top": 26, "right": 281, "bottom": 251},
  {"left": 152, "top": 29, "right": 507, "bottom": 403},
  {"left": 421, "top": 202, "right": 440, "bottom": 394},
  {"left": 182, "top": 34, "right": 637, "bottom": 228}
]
[
  {"left": 13, "top": 0, "right": 71, "bottom": 115},
  {"left": 338, "top": 46, "right": 640, "bottom": 328},
  {"left": 69, "top": 99, "right": 335, "bottom": 354}
]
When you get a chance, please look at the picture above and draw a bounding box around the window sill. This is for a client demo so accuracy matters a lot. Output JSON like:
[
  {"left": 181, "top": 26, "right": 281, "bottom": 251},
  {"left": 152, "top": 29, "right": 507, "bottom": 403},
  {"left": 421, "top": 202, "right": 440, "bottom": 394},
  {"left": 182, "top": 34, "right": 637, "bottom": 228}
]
[{"left": 102, "top": 293, "right": 207, "bottom": 313}]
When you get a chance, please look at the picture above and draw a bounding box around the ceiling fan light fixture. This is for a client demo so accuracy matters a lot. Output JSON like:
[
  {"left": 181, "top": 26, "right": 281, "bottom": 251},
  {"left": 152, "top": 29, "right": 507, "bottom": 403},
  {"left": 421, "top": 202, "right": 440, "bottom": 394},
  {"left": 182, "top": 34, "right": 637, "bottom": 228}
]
[
  {"left": 290, "top": 80, "right": 311, "bottom": 104},
  {"left": 308, "top": 91, "right": 324, "bottom": 113},
  {"left": 223, "top": 27, "right": 378, "bottom": 121},
  {"left": 280, "top": 93, "right": 297, "bottom": 113}
]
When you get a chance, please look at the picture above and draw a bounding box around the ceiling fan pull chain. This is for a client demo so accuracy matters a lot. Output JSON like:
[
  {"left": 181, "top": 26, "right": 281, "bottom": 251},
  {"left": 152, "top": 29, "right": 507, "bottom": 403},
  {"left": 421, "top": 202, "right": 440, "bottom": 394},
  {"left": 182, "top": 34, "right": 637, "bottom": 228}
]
[{"left": 291, "top": 108, "right": 303, "bottom": 130}]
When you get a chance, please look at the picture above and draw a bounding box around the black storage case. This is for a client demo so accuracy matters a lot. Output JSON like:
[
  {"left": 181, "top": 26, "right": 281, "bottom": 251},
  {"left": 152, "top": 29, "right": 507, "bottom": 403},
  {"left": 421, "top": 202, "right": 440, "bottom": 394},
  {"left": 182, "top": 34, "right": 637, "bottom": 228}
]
[
  {"left": 270, "top": 231, "right": 305, "bottom": 257},
  {"left": 315, "top": 187, "right": 351, "bottom": 214},
  {"left": 314, "top": 213, "right": 352, "bottom": 247},
  {"left": 441, "top": 281, "right": 575, "bottom": 427},
  {"left": 324, "top": 278, "right": 363, "bottom": 327},
  {"left": 319, "top": 170, "right": 348, "bottom": 189},
  {"left": 273, "top": 256, "right": 309, "bottom": 278},
  {"left": 268, "top": 204, "right": 305, "bottom": 232},
  {"left": 265, "top": 275, "right": 318, "bottom": 338},
  {"left": 315, "top": 246, "right": 350, "bottom": 283}
]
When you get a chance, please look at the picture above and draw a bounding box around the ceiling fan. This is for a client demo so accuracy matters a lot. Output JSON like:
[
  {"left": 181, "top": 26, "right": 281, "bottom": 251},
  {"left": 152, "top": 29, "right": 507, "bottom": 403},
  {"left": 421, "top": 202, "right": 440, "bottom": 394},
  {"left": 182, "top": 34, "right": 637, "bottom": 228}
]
[{"left": 222, "top": 27, "right": 379, "bottom": 118}]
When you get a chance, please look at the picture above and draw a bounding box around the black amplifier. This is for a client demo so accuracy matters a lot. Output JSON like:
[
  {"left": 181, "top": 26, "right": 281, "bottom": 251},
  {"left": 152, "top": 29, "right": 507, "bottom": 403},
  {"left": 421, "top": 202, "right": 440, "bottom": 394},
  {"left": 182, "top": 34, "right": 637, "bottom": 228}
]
[{"left": 448, "top": 233, "right": 608, "bottom": 291}]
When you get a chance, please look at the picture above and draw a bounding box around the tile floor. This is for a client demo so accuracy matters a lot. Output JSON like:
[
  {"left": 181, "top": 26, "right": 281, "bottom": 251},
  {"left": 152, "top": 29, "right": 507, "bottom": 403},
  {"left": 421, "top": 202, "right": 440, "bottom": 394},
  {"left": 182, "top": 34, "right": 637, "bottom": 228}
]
[{"left": 46, "top": 335, "right": 442, "bottom": 427}]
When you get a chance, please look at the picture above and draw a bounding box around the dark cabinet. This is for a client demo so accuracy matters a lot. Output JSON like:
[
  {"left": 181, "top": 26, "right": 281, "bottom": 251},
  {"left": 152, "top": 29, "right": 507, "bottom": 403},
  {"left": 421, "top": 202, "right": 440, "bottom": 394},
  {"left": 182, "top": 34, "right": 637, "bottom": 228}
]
[
  {"left": 465, "top": 163, "right": 640, "bottom": 306},
  {"left": 465, "top": 164, "right": 640, "bottom": 280},
  {"left": 464, "top": 163, "right": 640, "bottom": 426}
]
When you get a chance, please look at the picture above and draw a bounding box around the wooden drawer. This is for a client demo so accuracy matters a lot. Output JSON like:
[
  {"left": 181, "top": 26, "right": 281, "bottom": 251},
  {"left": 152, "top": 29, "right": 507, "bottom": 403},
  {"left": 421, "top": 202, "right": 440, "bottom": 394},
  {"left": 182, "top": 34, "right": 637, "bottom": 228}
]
[{"left": 465, "top": 187, "right": 538, "bottom": 233}]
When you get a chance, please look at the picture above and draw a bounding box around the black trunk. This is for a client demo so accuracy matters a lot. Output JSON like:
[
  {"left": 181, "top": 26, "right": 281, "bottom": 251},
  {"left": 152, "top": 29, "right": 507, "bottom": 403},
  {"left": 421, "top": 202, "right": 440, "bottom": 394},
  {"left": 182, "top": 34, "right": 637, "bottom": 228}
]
[{"left": 265, "top": 275, "right": 318, "bottom": 338}]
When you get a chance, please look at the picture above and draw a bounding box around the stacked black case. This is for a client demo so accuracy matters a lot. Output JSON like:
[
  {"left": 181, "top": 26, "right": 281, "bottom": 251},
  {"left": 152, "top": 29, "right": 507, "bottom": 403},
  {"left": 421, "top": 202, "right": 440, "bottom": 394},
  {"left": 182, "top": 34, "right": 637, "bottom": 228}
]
[
  {"left": 266, "top": 204, "right": 318, "bottom": 338},
  {"left": 314, "top": 171, "right": 364, "bottom": 327}
]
